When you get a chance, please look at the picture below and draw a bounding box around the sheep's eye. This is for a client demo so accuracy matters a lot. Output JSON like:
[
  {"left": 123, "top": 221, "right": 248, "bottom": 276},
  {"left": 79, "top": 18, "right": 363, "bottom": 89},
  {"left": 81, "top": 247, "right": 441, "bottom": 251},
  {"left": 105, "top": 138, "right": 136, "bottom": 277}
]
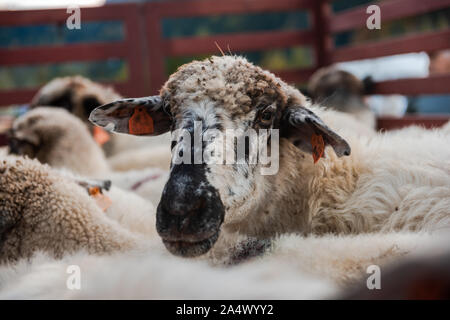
[
  {"left": 258, "top": 103, "right": 276, "bottom": 125},
  {"left": 261, "top": 111, "right": 273, "bottom": 121}
]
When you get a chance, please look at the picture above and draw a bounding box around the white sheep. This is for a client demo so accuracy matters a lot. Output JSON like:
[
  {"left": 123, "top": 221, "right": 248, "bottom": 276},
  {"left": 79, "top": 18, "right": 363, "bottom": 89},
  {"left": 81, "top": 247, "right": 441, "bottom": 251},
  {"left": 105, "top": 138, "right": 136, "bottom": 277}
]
[
  {"left": 9, "top": 107, "right": 170, "bottom": 205},
  {"left": 0, "top": 156, "right": 144, "bottom": 263},
  {"left": 108, "top": 145, "right": 170, "bottom": 171},
  {"left": 307, "top": 66, "right": 376, "bottom": 132},
  {"left": 89, "top": 55, "right": 450, "bottom": 259},
  {"left": 29, "top": 75, "right": 172, "bottom": 159}
]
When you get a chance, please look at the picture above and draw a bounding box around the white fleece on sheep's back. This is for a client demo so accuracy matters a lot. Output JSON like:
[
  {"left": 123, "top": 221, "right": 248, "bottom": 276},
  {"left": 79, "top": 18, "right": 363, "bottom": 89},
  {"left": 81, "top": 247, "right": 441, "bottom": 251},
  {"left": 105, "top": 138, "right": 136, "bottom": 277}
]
[
  {"left": 107, "top": 168, "right": 169, "bottom": 206},
  {"left": 103, "top": 186, "right": 157, "bottom": 236},
  {"left": 0, "top": 250, "right": 336, "bottom": 299},
  {"left": 366, "top": 127, "right": 450, "bottom": 232},
  {"left": 267, "top": 232, "right": 436, "bottom": 286},
  {"left": 107, "top": 144, "right": 171, "bottom": 171},
  {"left": 1, "top": 232, "right": 446, "bottom": 299},
  {"left": 306, "top": 123, "right": 450, "bottom": 234},
  {"left": 51, "top": 167, "right": 159, "bottom": 236}
]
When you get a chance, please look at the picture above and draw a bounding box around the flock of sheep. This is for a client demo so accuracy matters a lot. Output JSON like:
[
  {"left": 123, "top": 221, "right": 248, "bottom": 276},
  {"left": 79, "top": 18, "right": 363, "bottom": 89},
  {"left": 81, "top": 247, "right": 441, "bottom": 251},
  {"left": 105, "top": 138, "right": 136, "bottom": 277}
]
[{"left": 0, "top": 55, "right": 449, "bottom": 299}]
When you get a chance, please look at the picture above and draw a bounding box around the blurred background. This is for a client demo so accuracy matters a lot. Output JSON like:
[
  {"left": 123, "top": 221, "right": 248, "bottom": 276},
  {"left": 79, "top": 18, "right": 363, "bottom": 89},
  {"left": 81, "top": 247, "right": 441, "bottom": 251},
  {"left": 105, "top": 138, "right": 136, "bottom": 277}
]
[{"left": 0, "top": 0, "right": 449, "bottom": 139}]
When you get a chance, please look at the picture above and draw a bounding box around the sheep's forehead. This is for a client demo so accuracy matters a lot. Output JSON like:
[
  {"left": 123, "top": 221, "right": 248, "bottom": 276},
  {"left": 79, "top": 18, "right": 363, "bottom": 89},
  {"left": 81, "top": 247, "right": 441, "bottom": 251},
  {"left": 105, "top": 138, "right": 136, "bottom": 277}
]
[
  {"left": 14, "top": 108, "right": 54, "bottom": 126},
  {"left": 12, "top": 112, "right": 38, "bottom": 130},
  {"left": 163, "top": 56, "right": 287, "bottom": 124},
  {"left": 37, "top": 78, "right": 72, "bottom": 97}
]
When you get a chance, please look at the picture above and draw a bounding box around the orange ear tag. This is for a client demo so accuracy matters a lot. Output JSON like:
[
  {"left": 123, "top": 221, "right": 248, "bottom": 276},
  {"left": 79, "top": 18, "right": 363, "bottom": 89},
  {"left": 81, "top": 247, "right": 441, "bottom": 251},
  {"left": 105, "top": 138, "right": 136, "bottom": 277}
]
[
  {"left": 93, "top": 126, "right": 110, "bottom": 146},
  {"left": 311, "top": 133, "right": 325, "bottom": 164},
  {"left": 88, "top": 186, "right": 112, "bottom": 212},
  {"left": 128, "top": 107, "right": 154, "bottom": 135}
]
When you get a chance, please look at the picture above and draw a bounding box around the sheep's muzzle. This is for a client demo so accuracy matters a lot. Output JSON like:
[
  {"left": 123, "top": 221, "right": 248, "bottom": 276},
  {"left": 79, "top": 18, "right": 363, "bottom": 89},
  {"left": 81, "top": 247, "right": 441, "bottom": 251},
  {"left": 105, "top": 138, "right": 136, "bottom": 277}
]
[{"left": 156, "top": 164, "right": 224, "bottom": 257}]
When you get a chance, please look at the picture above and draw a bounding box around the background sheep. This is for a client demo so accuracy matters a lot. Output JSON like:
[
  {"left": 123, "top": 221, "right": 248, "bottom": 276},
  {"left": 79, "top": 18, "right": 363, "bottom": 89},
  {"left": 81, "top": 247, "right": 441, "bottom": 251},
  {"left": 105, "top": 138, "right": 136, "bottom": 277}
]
[
  {"left": 9, "top": 107, "right": 169, "bottom": 205},
  {"left": 307, "top": 66, "right": 376, "bottom": 131},
  {"left": 0, "top": 156, "right": 143, "bottom": 264},
  {"left": 9, "top": 107, "right": 110, "bottom": 176},
  {"left": 29, "top": 75, "right": 171, "bottom": 158},
  {"left": 30, "top": 76, "right": 122, "bottom": 124},
  {"left": 107, "top": 145, "right": 170, "bottom": 171},
  {"left": 89, "top": 55, "right": 450, "bottom": 259}
]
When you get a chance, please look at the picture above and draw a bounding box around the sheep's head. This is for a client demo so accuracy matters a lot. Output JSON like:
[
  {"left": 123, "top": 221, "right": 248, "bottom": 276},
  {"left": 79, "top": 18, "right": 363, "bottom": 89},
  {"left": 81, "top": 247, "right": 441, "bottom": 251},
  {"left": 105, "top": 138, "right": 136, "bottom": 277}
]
[
  {"left": 90, "top": 56, "right": 350, "bottom": 257},
  {"left": 307, "top": 67, "right": 373, "bottom": 112},
  {"left": 30, "top": 75, "right": 122, "bottom": 123},
  {"left": 8, "top": 107, "right": 88, "bottom": 163}
]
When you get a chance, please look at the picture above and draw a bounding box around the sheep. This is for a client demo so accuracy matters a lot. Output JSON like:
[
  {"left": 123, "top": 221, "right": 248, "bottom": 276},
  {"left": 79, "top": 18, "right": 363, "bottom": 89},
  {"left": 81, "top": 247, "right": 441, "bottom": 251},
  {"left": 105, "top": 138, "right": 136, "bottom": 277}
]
[
  {"left": 0, "top": 156, "right": 144, "bottom": 264},
  {"left": 89, "top": 55, "right": 450, "bottom": 259},
  {"left": 9, "top": 107, "right": 110, "bottom": 176},
  {"left": 8, "top": 107, "right": 169, "bottom": 205},
  {"left": 307, "top": 66, "right": 376, "bottom": 132},
  {"left": 29, "top": 75, "right": 171, "bottom": 159},
  {"left": 30, "top": 75, "right": 122, "bottom": 124}
]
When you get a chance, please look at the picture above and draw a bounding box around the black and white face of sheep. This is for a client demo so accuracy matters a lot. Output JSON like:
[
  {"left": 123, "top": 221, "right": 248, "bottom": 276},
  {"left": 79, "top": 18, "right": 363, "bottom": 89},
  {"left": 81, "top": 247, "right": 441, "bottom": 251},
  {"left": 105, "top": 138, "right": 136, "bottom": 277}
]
[{"left": 89, "top": 56, "right": 350, "bottom": 257}]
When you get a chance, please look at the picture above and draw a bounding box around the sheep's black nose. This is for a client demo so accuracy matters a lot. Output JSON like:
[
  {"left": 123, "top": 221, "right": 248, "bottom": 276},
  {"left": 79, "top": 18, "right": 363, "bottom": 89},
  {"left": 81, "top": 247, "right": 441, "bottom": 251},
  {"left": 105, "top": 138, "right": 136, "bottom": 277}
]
[
  {"left": 161, "top": 195, "right": 205, "bottom": 217},
  {"left": 156, "top": 164, "right": 224, "bottom": 257},
  {"left": 158, "top": 190, "right": 210, "bottom": 239},
  {"left": 156, "top": 164, "right": 220, "bottom": 237}
]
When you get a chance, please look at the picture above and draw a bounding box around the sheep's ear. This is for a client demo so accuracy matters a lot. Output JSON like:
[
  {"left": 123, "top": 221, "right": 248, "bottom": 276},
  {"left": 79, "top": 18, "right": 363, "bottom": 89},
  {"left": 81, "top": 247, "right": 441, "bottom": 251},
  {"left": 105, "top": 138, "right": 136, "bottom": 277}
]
[
  {"left": 281, "top": 106, "right": 351, "bottom": 162},
  {"left": 89, "top": 96, "right": 171, "bottom": 136}
]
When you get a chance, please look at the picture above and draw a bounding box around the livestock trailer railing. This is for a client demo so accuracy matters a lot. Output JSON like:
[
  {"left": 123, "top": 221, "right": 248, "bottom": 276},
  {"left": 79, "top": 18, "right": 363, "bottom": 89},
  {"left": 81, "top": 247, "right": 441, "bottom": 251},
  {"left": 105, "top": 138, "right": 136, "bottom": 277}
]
[
  {"left": 0, "top": 3, "right": 148, "bottom": 104},
  {"left": 0, "top": 0, "right": 449, "bottom": 137},
  {"left": 323, "top": 0, "right": 450, "bottom": 129},
  {"left": 144, "top": 0, "right": 320, "bottom": 94}
]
